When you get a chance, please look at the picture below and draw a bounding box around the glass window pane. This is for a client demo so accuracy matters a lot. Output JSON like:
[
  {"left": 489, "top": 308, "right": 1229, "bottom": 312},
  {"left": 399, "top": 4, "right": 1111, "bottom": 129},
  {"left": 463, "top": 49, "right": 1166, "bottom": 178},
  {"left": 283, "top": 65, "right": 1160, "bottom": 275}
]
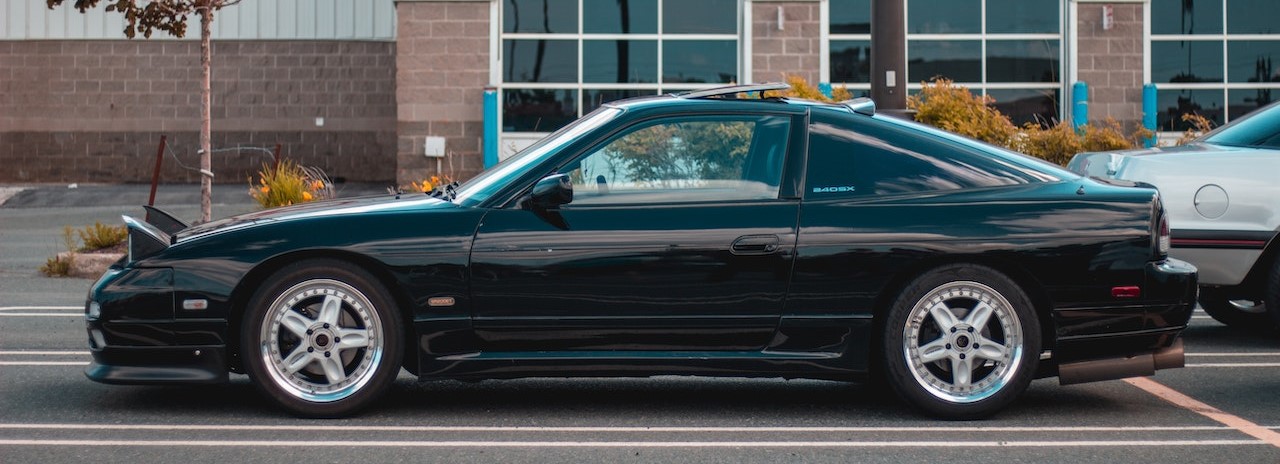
[
  {"left": 663, "top": 40, "right": 738, "bottom": 84},
  {"left": 503, "top": 0, "right": 577, "bottom": 34},
  {"left": 503, "top": 89, "right": 578, "bottom": 132},
  {"left": 663, "top": 0, "right": 736, "bottom": 34},
  {"left": 908, "top": 0, "right": 979, "bottom": 34},
  {"left": 564, "top": 115, "right": 789, "bottom": 204},
  {"left": 1150, "top": 0, "right": 1222, "bottom": 35},
  {"left": 987, "top": 88, "right": 1060, "bottom": 126},
  {"left": 1228, "top": 89, "right": 1277, "bottom": 122},
  {"left": 1228, "top": 0, "right": 1278, "bottom": 34},
  {"left": 908, "top": 40, "right": 981, "bottom": 83},
  {"left": 830, "top": 40, "right": 872, "bottom": 83},
  {"left": 986, "top": 0, "right": 1058, "bottom": 34},
  {"left": 1151, "top": 41, "right": 1224, "bottom": 83},
  {"left": 986, "top": 40, "right": 1060, "bottom": 83},
  {"left": 1228, "top": 41, "right": 1280, "bottom": 83},
  {"left": 584, "top": 89, "right": 657, "bottom": 114},
  {"left": 830, "top": 0, "right": 871, "bottom": 34},
  {"left": 583, "top": 40, "right": 658, "bottom": 83},
  {"left": 1156, "top": 89, "right": 1224, "bottom": 131},
  {"left": 503, "top": 40, "right": 578, "bottom": 83},
  {"left": 584, "top": 0, "right": 658, "bottom": 34}
]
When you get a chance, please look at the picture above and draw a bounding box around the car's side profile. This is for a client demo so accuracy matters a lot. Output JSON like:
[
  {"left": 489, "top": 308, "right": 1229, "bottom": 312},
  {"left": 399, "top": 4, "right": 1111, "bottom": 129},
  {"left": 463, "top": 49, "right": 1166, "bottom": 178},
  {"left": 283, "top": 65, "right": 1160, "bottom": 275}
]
[
  {"left": 87, "top": 84, "right": 1196, "bottom": 420},
  {"left": 1068, "top": 101, "right": 1280, "bottom": 331}
]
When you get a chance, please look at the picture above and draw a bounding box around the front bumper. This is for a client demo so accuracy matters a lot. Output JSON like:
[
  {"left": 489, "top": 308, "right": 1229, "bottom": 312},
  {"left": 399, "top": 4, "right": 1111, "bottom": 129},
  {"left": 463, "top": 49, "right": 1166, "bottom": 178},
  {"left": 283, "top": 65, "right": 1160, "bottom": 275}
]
[{"left": 85, "top": 346, "right": 228, "bottom": 384}]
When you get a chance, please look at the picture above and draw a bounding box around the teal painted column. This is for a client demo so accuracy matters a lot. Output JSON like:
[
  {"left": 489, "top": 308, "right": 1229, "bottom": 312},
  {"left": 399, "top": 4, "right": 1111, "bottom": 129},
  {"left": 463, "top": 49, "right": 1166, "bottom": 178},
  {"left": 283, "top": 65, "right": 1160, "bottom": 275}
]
[
  {"left": 1143, "top": 83, "right": 1158, "bottom": 147},
  {"left": 483, "top": 87, "right": 499, "bottom": 168},
  {"left": 1072, "top": 81, "right": 1089, "bottom": 130}
]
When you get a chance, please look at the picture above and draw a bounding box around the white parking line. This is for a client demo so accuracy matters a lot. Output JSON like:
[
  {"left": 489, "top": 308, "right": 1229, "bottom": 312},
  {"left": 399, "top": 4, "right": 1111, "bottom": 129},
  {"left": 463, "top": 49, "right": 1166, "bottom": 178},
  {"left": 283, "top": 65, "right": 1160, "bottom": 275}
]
[
  {"left": 0, "top": 423, "right": 1270, "bottom": 433},
  {"left": 0, "top": 306, "right": 81, "bottom": 311},
  {"left": 0, "top": 351, "right": 89, "bottom": 356},
  {"left": 1187, "top": 363, "right": 1280, "bottom": 368},
  {"left": 0, "top": 362, "right": 88, "bottom": 366},
  {"left": 1187, "top": 353, "right": 1280, "bottom": 357},
  {"left": 0, "top": 439, "right": 1264, "bottom": 448}
]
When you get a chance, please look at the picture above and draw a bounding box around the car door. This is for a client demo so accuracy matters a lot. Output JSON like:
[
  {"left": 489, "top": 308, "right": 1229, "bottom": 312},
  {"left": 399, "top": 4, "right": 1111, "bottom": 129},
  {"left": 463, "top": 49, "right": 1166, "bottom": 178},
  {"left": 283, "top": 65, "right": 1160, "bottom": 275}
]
[{"left": 469, "top": 112, "right": 802, "bottom": 352}]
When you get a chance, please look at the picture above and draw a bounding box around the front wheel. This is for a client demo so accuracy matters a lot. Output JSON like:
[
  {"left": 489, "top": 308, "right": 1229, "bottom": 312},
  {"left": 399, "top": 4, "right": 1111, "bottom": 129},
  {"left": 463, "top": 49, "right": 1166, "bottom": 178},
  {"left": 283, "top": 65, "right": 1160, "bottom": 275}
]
[
  {"left": 882, "top": 264, "right": 1041, "bottom": 420},
  {"left": 242, "top": 259, "right": 404, "bottom": 417}
]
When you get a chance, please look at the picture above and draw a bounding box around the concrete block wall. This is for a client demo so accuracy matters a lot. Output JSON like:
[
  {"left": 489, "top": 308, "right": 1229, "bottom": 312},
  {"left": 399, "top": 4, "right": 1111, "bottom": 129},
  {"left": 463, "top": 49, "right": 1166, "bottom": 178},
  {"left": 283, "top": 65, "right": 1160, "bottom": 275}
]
[
  {"left": 395, "top": 0, "right": 488, "bottom": 186},
  {"left": 751, "top": 1, "right": 822, "bottom": 85},
  {"left": 1076, "top": 3, "right": 1144, "bottom": 128},
  {"left": 0, "top": 40, "right": 397, "bottom": 184}
]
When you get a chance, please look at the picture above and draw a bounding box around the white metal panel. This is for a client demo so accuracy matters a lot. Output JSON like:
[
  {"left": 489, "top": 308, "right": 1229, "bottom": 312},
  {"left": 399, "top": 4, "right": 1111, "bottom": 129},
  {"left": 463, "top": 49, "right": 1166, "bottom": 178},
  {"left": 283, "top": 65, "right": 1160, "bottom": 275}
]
[{"left": 0, "top": 0, "right": 397, "bottom": 40}]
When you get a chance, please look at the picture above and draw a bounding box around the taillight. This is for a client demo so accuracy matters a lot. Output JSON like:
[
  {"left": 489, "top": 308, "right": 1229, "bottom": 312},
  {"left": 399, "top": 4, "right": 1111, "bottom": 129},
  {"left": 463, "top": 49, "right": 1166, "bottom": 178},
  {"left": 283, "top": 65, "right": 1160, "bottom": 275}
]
[{"left": 1157, "top": 211, "right": 1171, "bottom": 257}]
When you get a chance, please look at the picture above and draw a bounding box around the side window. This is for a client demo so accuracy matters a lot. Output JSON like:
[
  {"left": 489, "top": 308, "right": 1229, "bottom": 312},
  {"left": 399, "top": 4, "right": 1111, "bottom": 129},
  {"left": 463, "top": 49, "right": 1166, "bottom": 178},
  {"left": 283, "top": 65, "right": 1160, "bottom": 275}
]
[
  {"left": 560, "top": 114, "right": 790, "bottom": 205},
  {"left": 805, "top": 114, "right": 1031, "bottom": 198}
]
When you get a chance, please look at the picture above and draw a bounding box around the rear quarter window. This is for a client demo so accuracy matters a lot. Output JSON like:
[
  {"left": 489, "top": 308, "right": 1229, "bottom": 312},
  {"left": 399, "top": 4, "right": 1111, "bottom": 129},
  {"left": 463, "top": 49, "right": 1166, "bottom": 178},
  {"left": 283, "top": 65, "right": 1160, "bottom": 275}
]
[{"left": 804, "top": 112, "right": 1039, "bottom": 198}]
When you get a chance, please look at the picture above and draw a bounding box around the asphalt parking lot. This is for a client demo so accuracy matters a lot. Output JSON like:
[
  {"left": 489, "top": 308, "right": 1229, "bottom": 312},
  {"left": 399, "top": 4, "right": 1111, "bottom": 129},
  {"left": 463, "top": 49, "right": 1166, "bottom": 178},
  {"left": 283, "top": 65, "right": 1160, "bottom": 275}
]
[{"left": 2, "top": 184, "right": 1279, "bottom": 463}]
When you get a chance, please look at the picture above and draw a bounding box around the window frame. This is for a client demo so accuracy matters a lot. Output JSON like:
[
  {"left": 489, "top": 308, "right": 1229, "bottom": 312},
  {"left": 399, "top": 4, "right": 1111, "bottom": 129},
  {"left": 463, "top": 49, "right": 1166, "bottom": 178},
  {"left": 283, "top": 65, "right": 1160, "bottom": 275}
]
[{"left": 1145, "top": 0, "right": 1280, "bottom": 133}]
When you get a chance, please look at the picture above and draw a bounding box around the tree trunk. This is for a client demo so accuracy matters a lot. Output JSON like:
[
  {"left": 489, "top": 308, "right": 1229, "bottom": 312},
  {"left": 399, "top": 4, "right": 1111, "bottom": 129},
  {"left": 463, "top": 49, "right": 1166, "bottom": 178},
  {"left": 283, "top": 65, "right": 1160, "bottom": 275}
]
[{"left": 199, "top": 3, "right": 214, "bottom": 222}]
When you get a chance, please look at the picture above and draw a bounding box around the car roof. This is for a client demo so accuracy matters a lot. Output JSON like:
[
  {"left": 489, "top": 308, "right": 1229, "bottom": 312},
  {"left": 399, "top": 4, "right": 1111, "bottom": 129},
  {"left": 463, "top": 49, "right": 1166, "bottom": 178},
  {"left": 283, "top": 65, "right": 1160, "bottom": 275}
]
[{"left": 601, "top": 82, "right": 871, "bottom": 116}]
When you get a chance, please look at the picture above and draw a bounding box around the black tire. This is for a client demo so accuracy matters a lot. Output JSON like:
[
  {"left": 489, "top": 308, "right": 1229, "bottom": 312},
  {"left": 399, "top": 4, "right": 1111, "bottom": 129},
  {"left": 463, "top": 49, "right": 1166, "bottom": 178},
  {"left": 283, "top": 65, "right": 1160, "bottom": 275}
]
[
  {"left": 1198, "top": 287, "right": 1271, "bottom": 330},
  {"left": 241, "top": 259, "right": 403, "bottom": 418},
  {"left": 1264, "top": 256, "right": 1280, "bottom": 331},
  {"left": 881, "top": 264, "right": 1041, "bottom": 420}
]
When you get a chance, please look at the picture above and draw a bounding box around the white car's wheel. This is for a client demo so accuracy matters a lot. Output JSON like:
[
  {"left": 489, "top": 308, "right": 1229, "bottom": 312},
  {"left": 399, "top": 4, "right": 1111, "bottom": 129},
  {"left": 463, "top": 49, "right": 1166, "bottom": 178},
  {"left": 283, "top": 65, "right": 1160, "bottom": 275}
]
[
  {"left": 1199, "top": 287, "right": 1271, "bottom": 331},
  {"left": 882, "top": 264, "right": 1040, "bottom": 420}
]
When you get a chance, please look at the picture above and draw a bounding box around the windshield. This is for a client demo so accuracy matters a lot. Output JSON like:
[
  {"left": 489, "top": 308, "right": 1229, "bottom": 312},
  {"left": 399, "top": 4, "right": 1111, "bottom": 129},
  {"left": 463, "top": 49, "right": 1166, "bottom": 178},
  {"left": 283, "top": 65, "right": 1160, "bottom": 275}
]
[
  {"left": 1203, "top": 101, "right": 1280, "bottom": 149},
  {"left": 453, "top": 107, "right": 623, "bottom": 206}
]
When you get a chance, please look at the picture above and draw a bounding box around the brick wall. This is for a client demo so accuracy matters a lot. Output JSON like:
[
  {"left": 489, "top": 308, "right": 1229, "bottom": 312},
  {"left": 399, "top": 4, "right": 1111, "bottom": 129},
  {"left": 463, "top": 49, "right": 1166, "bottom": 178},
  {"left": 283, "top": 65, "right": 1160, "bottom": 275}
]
[
  {"left": 752, "top": 1, "right": 822, "bottom": 85},
  {"left": 0, "top": 40, "right": 397, "bottom": 184},
  {"left": 395, "top": 1, "right": 488, "bottom": 185},
  {"left": 1076, "top": 3, "right": 1144, "bottom": 127}
]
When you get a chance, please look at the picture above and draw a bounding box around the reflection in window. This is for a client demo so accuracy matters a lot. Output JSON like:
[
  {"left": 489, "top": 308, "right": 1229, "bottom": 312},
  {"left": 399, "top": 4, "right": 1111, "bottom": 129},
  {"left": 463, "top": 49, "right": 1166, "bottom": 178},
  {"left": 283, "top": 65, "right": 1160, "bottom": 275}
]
[
  {"left": 908, "top": 40, "right": 982, "bottom": 83},
  {"left": 1157, "top": 89, "right": 1224, "bottom": 131},
  {"left": 564, "top": 115, "right": 789, "bottom": 204},
  {"left": 988, "top": 89, "right": 1061, "bottom": 126},
  {"left": 584, "top": 89, "right": 656, "bottom": 114},
  {"left": 986, "top": 0, "right": 1058, "bottom": 34},
  {"left": 503, "top": 0, "right": 577, "bottom": 33},
  {"left": 908, "top": 0, "right": 980, "bottom": 34},
  {"left": 503, "top": 89, "right": 577, "bottom": 132},
  {"left": 1228, "top": 0, "right": 1277, "bottom": 34},
  {"left": 584, "top": 0, "right": 657, "bottom": 34},
  {"left": 1227, "top": 41, "right": 1280, "bottom": 83},
  {"left": 1151, "top": 0, "right": 1222, "bottom": 35},
  {"left": 986, "top": 40, "right": 1059, "bottom": 83},
  {"left": 504, "top": 40, "right": 578, "bottom": 83},
  {"left": 1228, "top": 89, "right": 1276, "bottom": 121},
  {"left": 663, "top": 41, "right": 738, "bottom": 84},
  {"left": 830, "top": 40, "right": 871, "bottom": 83},
  {"left": 1151, "top": 41, "right": 1224, "bottom": 83},
  {"left": 583, "top": 40, "right": 658, "bottom": 84},
  {"left": 829, "top": 0, "right": 870, "bottom": 34}
]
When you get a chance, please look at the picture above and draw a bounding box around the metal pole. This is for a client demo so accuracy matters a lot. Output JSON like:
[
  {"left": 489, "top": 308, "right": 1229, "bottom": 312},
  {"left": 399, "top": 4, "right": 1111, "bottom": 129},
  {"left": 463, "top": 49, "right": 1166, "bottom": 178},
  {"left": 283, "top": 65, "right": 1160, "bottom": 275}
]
[
  {"left": 148, "top": 135, "right": 167, "bottom": 207},
  {"left": 871, "top": 0, "right": 907, "bottom": 112}
]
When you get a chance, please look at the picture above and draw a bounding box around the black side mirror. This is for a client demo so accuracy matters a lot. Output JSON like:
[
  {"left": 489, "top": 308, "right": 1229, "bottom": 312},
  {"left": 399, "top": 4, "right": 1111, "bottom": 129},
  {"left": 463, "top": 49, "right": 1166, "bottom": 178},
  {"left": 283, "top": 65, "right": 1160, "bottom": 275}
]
[{"left": 529, "top": 174, "right": 573, "bottom": 209}]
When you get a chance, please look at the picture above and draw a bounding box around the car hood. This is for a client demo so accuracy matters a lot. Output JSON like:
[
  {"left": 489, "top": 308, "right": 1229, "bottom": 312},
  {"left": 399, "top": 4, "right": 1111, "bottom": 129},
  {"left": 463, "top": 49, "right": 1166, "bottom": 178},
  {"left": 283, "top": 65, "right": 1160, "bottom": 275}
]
[
  {"left": 174, "top": 193, "right": 459, "bottom": 243},
  {"left": 1066, "top": 142, "right": 1263, "bottom": 179}
]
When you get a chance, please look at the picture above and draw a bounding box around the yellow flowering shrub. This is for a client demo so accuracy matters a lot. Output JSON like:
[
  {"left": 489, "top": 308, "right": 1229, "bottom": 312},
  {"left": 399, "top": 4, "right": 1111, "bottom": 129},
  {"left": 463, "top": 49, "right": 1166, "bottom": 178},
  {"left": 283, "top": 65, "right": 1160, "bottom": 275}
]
[{"left": 248, "top": 160, "right": 334, "bottom": 209}]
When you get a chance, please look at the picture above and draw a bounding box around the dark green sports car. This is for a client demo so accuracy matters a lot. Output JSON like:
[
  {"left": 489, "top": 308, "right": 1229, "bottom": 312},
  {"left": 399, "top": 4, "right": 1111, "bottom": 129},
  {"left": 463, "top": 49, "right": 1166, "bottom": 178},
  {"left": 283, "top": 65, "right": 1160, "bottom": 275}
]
[{"left": 87, "top": 83, "right": 1196, "bottom": 419}]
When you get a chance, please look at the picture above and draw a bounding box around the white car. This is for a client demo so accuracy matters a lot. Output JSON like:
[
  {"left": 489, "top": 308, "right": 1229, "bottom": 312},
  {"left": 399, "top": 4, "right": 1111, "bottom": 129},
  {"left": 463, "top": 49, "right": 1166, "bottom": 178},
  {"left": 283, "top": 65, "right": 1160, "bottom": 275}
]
[{"left": 1068, "top": 101, "right": 1280, "bottom": 330}]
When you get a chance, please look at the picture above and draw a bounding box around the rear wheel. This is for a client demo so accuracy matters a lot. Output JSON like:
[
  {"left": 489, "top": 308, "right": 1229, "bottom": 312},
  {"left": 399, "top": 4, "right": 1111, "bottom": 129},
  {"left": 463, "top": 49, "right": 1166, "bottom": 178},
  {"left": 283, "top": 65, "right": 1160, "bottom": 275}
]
[
  {"left": 242, "top": 259, "right": 403, "bottom": 417},
  {"left": 1198, "top": 287, "right": 1271, "bottom": 330},
  {"left": 882, "top": 264, "right": 1040, "bottom": 420}
]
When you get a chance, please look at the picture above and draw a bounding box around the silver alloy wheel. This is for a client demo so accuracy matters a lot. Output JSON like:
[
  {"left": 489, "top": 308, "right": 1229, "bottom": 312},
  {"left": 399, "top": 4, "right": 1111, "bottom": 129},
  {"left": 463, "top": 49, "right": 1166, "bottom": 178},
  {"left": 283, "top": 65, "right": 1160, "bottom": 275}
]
[
  {"left": 258, "top": 278, "right": 384, "bottom": 403},
  {"left": 902, "top": 280, "right": 1024, "bottom": 404},
  {"left": 1228, "top": 299, "right": 1266, "bottom": 314}
]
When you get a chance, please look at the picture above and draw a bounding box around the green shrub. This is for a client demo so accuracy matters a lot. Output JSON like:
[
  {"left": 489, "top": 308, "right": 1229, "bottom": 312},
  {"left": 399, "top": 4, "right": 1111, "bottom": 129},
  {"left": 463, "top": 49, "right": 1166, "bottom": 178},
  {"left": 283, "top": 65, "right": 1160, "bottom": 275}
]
[
  {"left": 249, "top": 160, "right": 334, "bottom": 209},
  {"left": 78, "top": 221, "right": 127, "bottom": 252},
  {"left": 39, "top": 226, "right": 77, "bottom": 277},
  {"left": 909, "top": 78, "right": 1149, "bottom": 164}
]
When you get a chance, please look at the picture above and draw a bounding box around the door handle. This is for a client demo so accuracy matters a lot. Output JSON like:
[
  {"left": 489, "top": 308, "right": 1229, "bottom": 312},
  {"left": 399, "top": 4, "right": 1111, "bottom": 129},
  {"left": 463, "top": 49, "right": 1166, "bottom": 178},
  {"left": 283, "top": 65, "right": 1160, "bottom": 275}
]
[{"left": 731, "top": 234, "right": 780, "bottom": 255}]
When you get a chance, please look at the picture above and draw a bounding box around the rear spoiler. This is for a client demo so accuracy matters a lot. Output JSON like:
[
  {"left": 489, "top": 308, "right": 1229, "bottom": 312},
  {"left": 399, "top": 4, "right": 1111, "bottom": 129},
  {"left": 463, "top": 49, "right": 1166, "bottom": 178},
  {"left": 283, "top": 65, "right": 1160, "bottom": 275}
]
[{"left": 142, "top": 205, "right": 189, "bottom": 235}]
